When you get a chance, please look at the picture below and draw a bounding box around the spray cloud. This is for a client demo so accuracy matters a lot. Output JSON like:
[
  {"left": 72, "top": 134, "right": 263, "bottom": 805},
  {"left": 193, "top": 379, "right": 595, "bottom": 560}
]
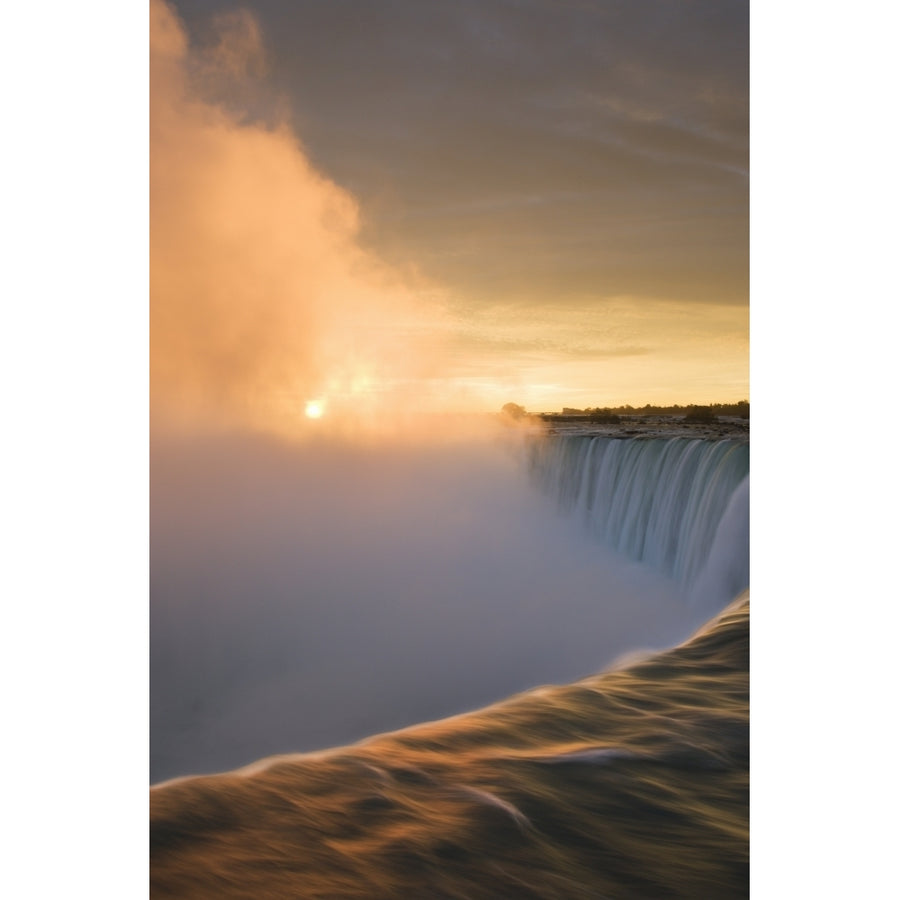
[{"left": 151, "top": 0, "right": 452, "bottom": 437}]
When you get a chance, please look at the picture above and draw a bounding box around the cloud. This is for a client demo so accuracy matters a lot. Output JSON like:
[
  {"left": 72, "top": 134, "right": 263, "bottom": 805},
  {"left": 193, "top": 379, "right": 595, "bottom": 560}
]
[
  {"left": 155, "top": 0, "right": 749, "bottom": 415},
  {"left": 151, "top": 0, "right": 450, "bottom": 436}
]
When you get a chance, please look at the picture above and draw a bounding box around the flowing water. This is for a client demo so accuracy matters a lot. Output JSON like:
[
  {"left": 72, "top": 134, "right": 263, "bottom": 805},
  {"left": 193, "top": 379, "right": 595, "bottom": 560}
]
[
  {"left": 526, "top": 433, "right": 749, "bottom": 611},
  {"left": 151, "top": 593, "right": 749, "bottom": 898}
]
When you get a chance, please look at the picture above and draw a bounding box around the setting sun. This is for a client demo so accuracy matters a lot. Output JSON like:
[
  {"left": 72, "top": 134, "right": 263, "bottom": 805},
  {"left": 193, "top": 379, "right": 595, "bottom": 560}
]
[{"left": 305, "top": 400, "right": 325, "bottom": 419}]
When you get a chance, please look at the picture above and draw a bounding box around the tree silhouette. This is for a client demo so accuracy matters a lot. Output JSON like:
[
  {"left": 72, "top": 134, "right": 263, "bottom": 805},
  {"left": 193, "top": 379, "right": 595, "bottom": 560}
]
[{"left": 501, "top": 402, "right": 527, "bottom": 419}]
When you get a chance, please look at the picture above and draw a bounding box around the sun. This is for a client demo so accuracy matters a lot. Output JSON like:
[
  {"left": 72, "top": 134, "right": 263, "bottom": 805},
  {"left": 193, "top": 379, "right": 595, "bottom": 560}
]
[{"left": 305, "top": 400, "right": 325, "bottom": 419}]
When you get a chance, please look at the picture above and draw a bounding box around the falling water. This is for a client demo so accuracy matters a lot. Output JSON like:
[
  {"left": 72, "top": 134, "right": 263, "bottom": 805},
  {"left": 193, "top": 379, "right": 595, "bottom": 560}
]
[{"left": 526, "top": 435, "right": 749, "bottom": 607}]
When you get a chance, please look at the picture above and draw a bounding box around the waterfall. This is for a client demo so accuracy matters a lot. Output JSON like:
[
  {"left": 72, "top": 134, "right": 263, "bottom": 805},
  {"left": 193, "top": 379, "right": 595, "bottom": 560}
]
[{"left": 527, "top": 435, "right": 749, "bottom": 604}]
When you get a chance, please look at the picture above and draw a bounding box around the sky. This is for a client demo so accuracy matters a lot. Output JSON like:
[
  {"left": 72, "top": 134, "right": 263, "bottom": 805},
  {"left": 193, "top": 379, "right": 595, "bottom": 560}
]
[{"left": 152, "top": 0, "right": 748, "bottom": 431}]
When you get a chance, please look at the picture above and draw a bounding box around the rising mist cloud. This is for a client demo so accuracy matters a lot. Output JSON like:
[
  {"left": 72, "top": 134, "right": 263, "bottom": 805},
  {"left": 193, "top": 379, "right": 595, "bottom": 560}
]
[{"left": 150, "top": 0, "right": 450, "bottom": 436}]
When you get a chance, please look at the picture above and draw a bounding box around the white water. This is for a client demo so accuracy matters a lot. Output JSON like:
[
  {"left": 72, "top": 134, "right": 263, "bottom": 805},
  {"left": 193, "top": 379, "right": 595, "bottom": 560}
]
[{"left": 526, "top": 435, "right": 749, "bottom": 611}]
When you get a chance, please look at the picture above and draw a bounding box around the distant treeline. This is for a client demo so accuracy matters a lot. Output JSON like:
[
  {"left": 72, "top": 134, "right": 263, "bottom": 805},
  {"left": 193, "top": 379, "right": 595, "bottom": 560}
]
[
  {"left": 567, "top": 402, "right": 750, "bottom": 423},
  {"left": 502, "top": 401, "right": 749, "bottom": 423},
  {"left": 583, "top": 401, "right": 747, "bottom": 419}
]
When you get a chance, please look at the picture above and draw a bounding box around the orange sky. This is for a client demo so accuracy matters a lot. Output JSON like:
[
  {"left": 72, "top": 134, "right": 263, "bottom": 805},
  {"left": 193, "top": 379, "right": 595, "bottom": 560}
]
[{"left": 152, "top": 0, "right": 748, "bottom": 434}]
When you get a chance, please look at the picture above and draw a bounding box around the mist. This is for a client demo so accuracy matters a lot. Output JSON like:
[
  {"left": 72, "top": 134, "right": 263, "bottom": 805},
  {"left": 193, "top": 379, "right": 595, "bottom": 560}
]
[
  {"left": 151, "top": 0, "right": 455, "bottom": 437},
  {"left": 151, "top": 426, "right": 708, "bottom": 784}
]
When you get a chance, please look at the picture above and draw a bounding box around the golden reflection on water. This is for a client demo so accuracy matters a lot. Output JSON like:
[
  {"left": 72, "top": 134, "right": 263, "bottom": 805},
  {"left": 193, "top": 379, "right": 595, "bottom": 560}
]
[{"left": 151, "top": 595, "right": 748, "bottom": 899}]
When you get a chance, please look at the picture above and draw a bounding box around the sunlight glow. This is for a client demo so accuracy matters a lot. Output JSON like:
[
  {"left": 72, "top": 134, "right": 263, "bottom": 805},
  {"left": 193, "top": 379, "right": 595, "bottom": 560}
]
[{"left": 305, "top": 400, "right": 325, "bottom": 419}]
